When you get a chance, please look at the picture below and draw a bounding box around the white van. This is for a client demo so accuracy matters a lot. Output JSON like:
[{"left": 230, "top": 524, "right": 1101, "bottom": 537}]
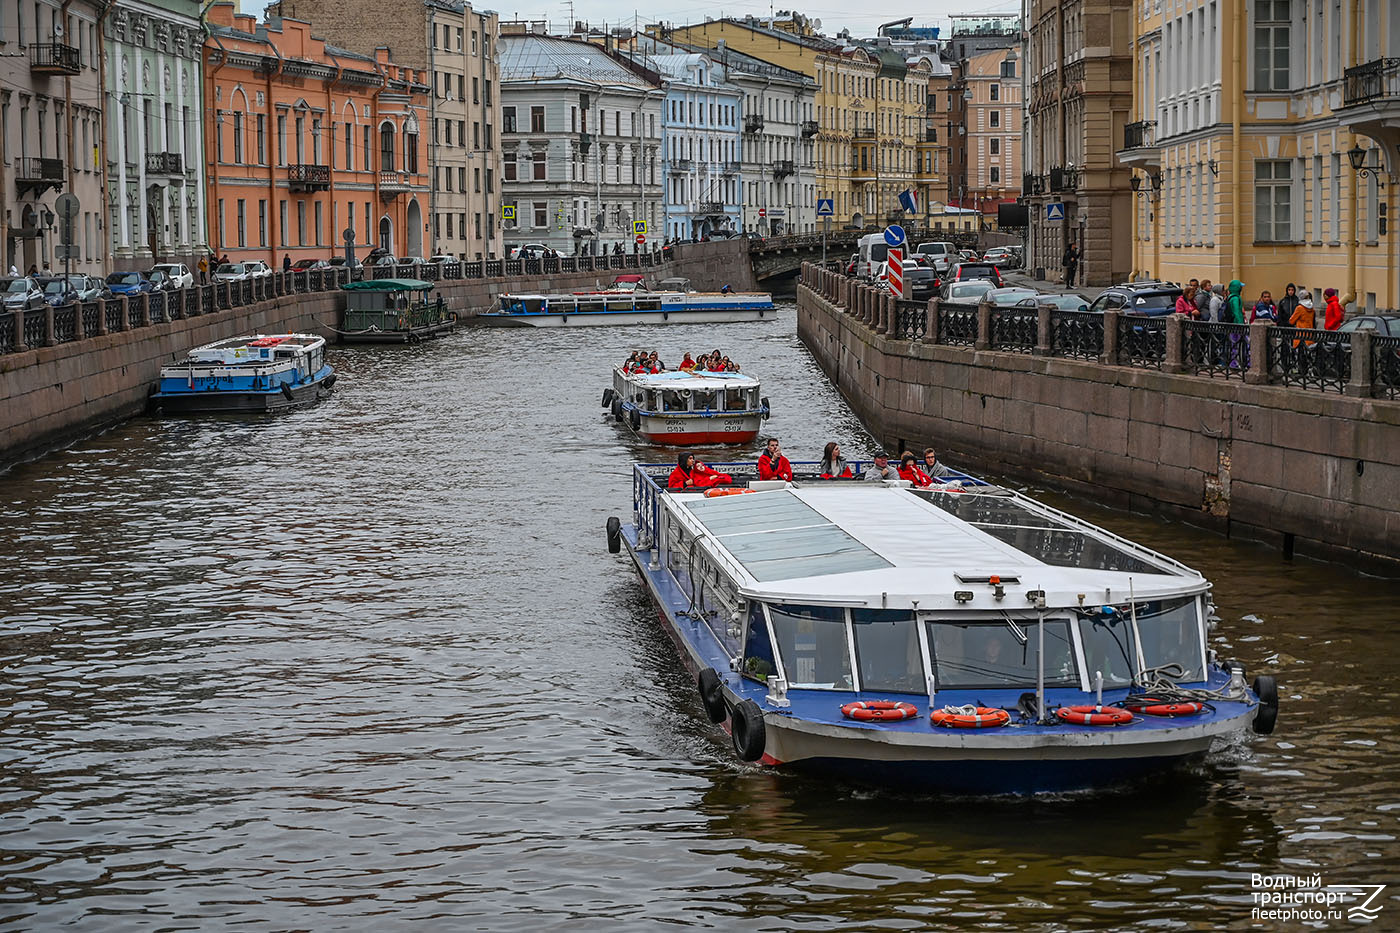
[
  {"left": 856, "top": 233, "right": 890, "bottom": 280},
  {"left": 914, "top": 241, "right": 957, "bottom": 274}
]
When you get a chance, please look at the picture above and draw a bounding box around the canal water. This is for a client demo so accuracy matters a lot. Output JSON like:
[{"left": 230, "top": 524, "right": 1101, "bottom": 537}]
[{"left": 2, "top": 302, "right": 1398, "bottom": 929}]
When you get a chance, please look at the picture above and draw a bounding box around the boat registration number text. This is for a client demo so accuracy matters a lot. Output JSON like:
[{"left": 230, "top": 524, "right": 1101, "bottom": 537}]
[{"left": 663, "top": 420, "right": 746, "bottom": 433}]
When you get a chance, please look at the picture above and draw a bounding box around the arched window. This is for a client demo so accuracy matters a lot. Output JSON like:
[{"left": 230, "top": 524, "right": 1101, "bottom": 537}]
[
  {"left": 380, "top": 122, "right": 396, "bottom": 172},
  {"left": 405, "top": 130, "right": 418, "bottom": 174}
]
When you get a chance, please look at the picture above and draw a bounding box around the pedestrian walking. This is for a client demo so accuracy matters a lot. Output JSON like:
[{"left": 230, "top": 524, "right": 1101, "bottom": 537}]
[
  {"left": 1062, "top": 243, "right": 1080, "bottom": 287},
  {"left": 1323, "top": 288, "right": 1345, "bottom": 330},
  {"left": 282, "top": 254, "right": 292, "bottom": 272},
  {"left": 1225, "top": 280, "right": 1247, "bottom": 368},
  {"left": 197, "top": 256, "right": 209, "bottom": 284}
]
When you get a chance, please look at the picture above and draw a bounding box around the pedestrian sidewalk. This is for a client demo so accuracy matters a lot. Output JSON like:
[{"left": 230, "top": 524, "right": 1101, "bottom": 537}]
[{"left": 1001, "top": 269, "right": 1107, "bottom": 302}]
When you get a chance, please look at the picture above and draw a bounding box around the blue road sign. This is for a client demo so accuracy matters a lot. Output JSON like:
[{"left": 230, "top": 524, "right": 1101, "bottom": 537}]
[
  {"left": 1046, "top": 202, "right": 1066, "bottom": 221},
  {"left": 816, "top": 198, "right": 835, "bottom": 216},
  {"left": 883, "top": 224, "right": 906, "bottom": 247}
]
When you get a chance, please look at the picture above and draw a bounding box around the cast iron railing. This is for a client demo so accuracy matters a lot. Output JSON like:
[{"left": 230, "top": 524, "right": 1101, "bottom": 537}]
[
  {"left": 990, "top": 308, "right": 1037, "bottom": 353},
  {"left": 1182, "top": 320, "right": 1247, "bottom": 379},
  {"left": 1050, "top": 310, "right": 1104, "bottom": 360},
  {"left": 1117, "top": 315, "right": 1167, "bottom": 369},
  {"left": 938, "top": 302, "right": 978, "bottom": 346},
  {"left": 1373, "top": 335, "right": 1400, "bottom": 399},
  {"left": 1267, "top": 328, "right": 1350, "bottom": 392}
]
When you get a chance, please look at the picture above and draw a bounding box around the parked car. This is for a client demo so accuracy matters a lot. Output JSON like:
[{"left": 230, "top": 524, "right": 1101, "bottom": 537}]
[
  {"left": 363, "top": 247, "right": 391, "bottom": 267},
  {"left": 1337, "top": 314, "right": 1400, "bottom": 336},
  {"left": 508, "top": 243, "right": 550, "bottom": 260},
  {"left": 147, "top": 268, "right": 178, "bottom": 291},
  {"left": 982, "top": 247, "right": 1018, "bottom": 268},
  {"left": 948, "top": 262, "right": 1005, "bottom": 288},
  {"left": 984, "top": 286, "right": 1041, "bottom": 307},
  {"left": 105, "top": 271, "right": 156, "bottom": 295},
  {"left": 914, "top": 241, "right": 958, "bottom": 275},
  {"left": 325, "top": 255, "right": 363, "bottom": 272},
  {"left": 1016, "top": 293, "right": 1092, "bottom": 312},
  {"left": 875, "top": 260, "right": 938, "bottom": 301},
  {"left": 1087, "top": 282, "right": 1183, "bottom": 317},
  {"left": 151, "top": 263, "right": 194, "bottom": 288},
  {"left": 845, "top": 253, "right": 858, "bottom": 276},
  {"left": 940, "top": 279, "right": 997, "bottom": 303},
  {"left": 958, "top": 249, "right": 980, "bottom": 263},
  {"left": 290, "top": 258, "right": 325, "bottom": 272},
  {"left": 211, "top": 262, "right": 251, "bottom": 283},
  {"left": 42, "top": 274, "right": 110, "bottom": 306},
  {"left": 428, "top": 254, "right": 458, "bottom": 263},
  {"left": 3, "top": 276, "right": 47, "bottom": 310},
  {"left": 244, "top": 260, "right": 273, "bottom": 279}
]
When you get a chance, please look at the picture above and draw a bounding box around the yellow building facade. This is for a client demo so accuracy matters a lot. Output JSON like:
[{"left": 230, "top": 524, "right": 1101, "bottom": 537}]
[
  {"left": 660, "top": 18, "right": 932, "bottom": 230},
  {"left": 1120, "top": 0, "right": 1400, "bottom": 311}
]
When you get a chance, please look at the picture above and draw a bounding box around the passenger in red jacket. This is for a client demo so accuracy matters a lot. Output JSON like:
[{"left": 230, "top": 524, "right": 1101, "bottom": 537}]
[
  {"left": 667, "top": 451, "right": 733, "bottom": 489},
  {"left": 898, "top": 451, "right": 932, "bottom": 487},
  {"left": 756, "top": 438, "right": 794, "bottom": 481}
]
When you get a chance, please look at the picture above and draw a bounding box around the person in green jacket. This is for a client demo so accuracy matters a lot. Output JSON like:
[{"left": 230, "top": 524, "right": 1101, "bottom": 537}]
[{"left": 1226, "top": 279, "right": 1248, "bottom": 367}]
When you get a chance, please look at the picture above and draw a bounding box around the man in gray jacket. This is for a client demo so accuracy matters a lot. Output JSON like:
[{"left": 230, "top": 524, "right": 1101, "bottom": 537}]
[{"left": 863, "top": 451, "right": 900, "bottom": 481}]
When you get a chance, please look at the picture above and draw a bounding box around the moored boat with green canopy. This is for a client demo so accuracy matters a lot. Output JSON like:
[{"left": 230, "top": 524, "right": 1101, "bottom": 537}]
[{"left": 339, "top": 278, "right": 457, "bottom": 343}]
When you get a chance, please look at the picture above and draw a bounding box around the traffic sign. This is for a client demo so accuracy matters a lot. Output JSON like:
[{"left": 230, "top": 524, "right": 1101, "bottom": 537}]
[
  {"left": 883, "top": 224, "right": 906, "bottom": 247},
  {"left": 887, "top": 246, "right": 904, "bottom": 298},
  {"left": 635, "top": 234, "right": 646, "bottom": 245},
  {"left": 816, "top": 198, "right": 835, "bottom": 216},
  {"left": 1046, "top": 202, "right": 1065, "bottom": 221},
  {"left": 501, "top": 204, "right": 516, "bottom": 222},
  {"left": 758, "top": 208, "right": 767, "bottom": 218},
  {"left": 55, "top": 193, "right": 79, "bottom": 245},
  {"left": 633, "top": 220, "right": 647, "bottom": 235}
]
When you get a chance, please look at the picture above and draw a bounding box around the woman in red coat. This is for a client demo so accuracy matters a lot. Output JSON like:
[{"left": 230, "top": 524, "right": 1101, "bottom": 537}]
[
  {"left": 756, "top": 438, "right": 794, "bottom": 481},
  {"left": 667, "top": 452, "right": 733, "bottom": 489},
  {"left": 898, "top": 452, "right": 932, "bottom": 487},
  {"left": 1323, "top": 288, "right": 1345, "bottom": 330}
]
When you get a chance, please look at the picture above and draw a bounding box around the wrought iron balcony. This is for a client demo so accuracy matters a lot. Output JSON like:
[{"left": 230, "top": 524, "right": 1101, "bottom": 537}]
[
  {"left": 31, "top": 43, "right": 81, "bottom": 76},
  {"left": 720, "top": 161, "right": 740, "bottom": 175},
  {"left": 743, "top": 113, "right": 764, "bottom": 134},
  {"left": 1343, "top": 58, "right": 1400, "bottom": 106},
  {"left": 1123, "top": 120, "right": 1156, "bottom": 150},
  {"left": 855, "top": 126, "right": 877, "bottom": 139},
  {"left": 146, "top": 152, "right": 184, "bottom": 176},
  {"left": 800, "top": 119, "right": 818, "bottom": 138},
  {"left": 773, "top": 159, "right": 795, "bottom": 178},
  {"left": 16, "top": 157, "right": 64, "bottom": 195},
  {"left": 696, "top": 201, "right": 725, "bottom": 215},
  {"left": 288, "top": 163, "right": 331, "bottom": 191}
]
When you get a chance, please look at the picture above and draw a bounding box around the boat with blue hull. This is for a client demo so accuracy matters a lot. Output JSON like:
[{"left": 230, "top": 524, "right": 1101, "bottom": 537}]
[
  {"left": 608, "top": 461, "right": 1279, "bottom": 795},
  {"left": 153, "top": 333, "right": 336, "bottom": 413}
]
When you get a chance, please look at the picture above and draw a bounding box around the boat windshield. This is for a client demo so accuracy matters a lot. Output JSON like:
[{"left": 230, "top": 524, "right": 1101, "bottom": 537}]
[
  {"left": 692, "top": 389, "right": 717, "bottom": 412},
  {"left": 766, "top": 604, "right": 852, "bottom": 689},
  {"left": 1077, "top": 597, "right": 1203, "bottom": 686},
  {"left": 662, "top": 390, "right": 688, "bottom": 412},
  {"left": 852, "top": 609, "right": 925, "bottom": 694},
  {"left": 927, "top": 618, "right": 1077, "bottom": 690}
]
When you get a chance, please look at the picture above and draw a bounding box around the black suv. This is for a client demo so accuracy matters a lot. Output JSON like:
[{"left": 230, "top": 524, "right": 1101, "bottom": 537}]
[
  {"left": 1086, "top": 281, "right": 1183, "bottom": 317},
  {"left": 948, "top": 262, "right": 1004, "bottom": 288}
]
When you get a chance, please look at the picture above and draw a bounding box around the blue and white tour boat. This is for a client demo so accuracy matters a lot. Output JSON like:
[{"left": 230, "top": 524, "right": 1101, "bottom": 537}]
[
  {"left": 603, "top": 369, "right": 769, "bottom": 446},
  {"left": 153, "top": 333, "right": 336, "bottom": 413},
  {"left": 479, "top": 286, "right": 775, "bottom": 327},
  {"left": 607, "top": 460, "right": 1279, "bottom": 794}
]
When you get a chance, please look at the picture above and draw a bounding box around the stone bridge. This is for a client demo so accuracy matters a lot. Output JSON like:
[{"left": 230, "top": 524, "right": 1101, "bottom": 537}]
[{"left": 745, "top": 229, "right": 985, "bottom": 280}]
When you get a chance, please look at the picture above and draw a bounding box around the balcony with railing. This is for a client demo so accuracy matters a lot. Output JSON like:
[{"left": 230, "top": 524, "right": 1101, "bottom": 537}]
[
  {"left": 1116, "top": 119, "right": 1160, "bottom": 169},
  {"left": 773, "top": 159, "right": 795, "bottom": 178},
  {"left": 146, "top": 152, "right": 184, "bottom": 176},
  {"left": 288, "top": 163, "right": 331, "bottom": 192},
  {"left": 31, "top": 43, "right": 81, "bottom": 76},
  {"left": 695, "top": 201, "right": 725, "bottom": 215},
  {"left": 855, "top": 126, "right": 877, "bottom": 139},
  {"left": 668, "top": 158, "right": 693, "bottom": 172},
  {"left": 800, "top": 119, "right": 818, "bottom": 138},
  {"left": 1338, "top": 59, "right": 1400, "bottom": 147},
  {"left": 378, "top": 170, "right": 410, "bottom": 196},
  {"left": 720, "top": 160, "right": 740, "bottom": 175},
  {"left": 744, "top": 113, "right": 764, "bottom": 134},
  {"left": 16, "top": 157, "right": 64, "bottom": 195}
]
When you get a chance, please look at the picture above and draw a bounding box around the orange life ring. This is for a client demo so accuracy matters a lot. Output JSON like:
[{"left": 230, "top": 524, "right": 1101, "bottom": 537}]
[
  {"left": 703, "top": 487, "right": 753, "bottom": 498},
  {"left": 841, "top": 700, "right": 919, "bottom": 722},
  {"left": 1056, "top": 705, "right": 1133, "bottom": 726},
  {"left": 930, "top": 706, "right": 1011, "bottom": 729},
  {"left": 1123, "top": 697, "right": 1205, "bottom": 717}
]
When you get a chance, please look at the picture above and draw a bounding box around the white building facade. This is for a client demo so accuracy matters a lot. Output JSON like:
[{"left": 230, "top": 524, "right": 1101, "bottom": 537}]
[{"left": 649, "top": 53, "right": 743, "bottom": 241}]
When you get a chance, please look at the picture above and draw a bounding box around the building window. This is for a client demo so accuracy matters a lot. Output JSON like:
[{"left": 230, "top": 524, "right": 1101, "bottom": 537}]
[
  {"left": 990, "top": 110, "right": 1000, "bottom": 128},
  {"left": 312, "top": 118, "right": 322, "bottom": 163},
  {"left": 990, "top": 84, "right": 999, "bottom": 102},
  {"left": 531, "top": 106, "right": 544, "bottom": 132},
  {"left": 259, "top": 199, "right": 267, "bottom": 246},
  {"left": 504, "top": 153, "right": 516, "bottom": 181},
  {"left": 295, "top": 115, "right": 305, "bottom": 163},
  {"left": 990, "top": 166, "right": 1000, "bottom": 185},
  {"left": 502, "top": 107, "right": 517, "bottom": 133},
  {"left": 345, "top": 124, "right": 352, "bottom": 169},
  {"left": 474, "top": 167, "right": 481, "bottom": 192},
  {"left": 1255, "top": 159, "right": 1293, "bottom": 242},
  {"left": 1254, "top": 0, "right": 1291, "bottom": 92},
  {"left": 280, "top": 200, "right": 288, "bottom": 246},
  {"left": 485, "top": 169, "right": 494, "bottom": 193},
  {"left": 255, "top": 114, "right": 265, "bottom": 164},
  {"left": 297, "top": 201, "right": 307, "bottom": 246},
  {"left": 236, "top": 199, "right": 246, "bottom": 247},
  {"left": 533, "top": 201, "right": 547, "bottom": 227},
  {"left": 406, "top": 132, "right": 419, "bottom": 173},
  {"left": 990, "top": 138, "right": 999, "bottom": 155},
  {"left": 363, "top": 126, "right": 371, "bottom": 170},
  {"left": 458, "top": 166, "right": 465, "bottom": 190},
  {"left": 380, "top": 123, "right": 395, "bottom": 171},
  {"left": 532, "top": 151, "right": 546, "bottom": 180}
]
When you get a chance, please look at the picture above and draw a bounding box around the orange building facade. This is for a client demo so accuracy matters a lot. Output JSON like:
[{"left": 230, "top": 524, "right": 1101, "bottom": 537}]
[{"left": 203, "top": 4, "right": 431, "bottom": 266}]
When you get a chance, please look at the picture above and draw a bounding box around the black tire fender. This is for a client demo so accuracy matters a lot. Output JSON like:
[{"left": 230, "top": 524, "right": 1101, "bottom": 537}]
[
  {"left": 611, "top": 398, "right": 623, "bottom": 422},
  {"left": 760, "top": 396, "right": 771, "bottom": 420},
  {"left": 322, "top": 373, "right": 337, "bottom": 390},
  {"left": 698, "top": 668, "right": 727, "bottom": 723},
  {"left": 731, "top": 699, "right": 766, "bottom": 762},
  {"left": 280, "top": 382, "right": 295, "bottom": 401},
  {"left": 629, "top": 408, "right": 641, "bottom": 430},
  {"left": 602, "top": 387, "right": 615, "bottom": 408},
  {"left": 605, "top": 516, "right": 622, "bottom": 554},
  {"left": 1252, "top": 675, "right": 1279, "bottom": 735}
]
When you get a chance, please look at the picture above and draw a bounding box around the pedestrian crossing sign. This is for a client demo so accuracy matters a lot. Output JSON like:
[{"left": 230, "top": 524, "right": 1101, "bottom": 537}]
[
  {"left": 816, "top": 198, "right": 835, "bottom": 216},
  {"left": 633, "top": 220, "right": 648, "bottom": 235},
  {"left": 501, "top": 205, "right": 516, "bottom": 221},
  {"left": 1046, "top": 202, "right": 1066, "bottom": 221}
]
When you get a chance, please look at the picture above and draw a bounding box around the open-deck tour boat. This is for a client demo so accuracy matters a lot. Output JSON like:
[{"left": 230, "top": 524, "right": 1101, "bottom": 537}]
[
  {"left": 607, "top": 459, "right": 1279, "bottom": 794},
  {"left": 152, "top": 333, "right": 336, "bottom": 413},
  {"left": 603, "top": 368, "right": 769, "bottom": 446},
  {"left": 480, "top": 279, "right": 774, "bottom": 327}
]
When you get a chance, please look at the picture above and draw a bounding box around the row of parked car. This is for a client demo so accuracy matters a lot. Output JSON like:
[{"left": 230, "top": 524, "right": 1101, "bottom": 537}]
[{"left": 2, "top": 261, "right": 207, "bottom": 311}]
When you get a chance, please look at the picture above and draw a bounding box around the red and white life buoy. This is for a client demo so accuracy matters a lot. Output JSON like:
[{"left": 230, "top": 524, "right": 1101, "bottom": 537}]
[
  {"left": 930, "top": 706, "right": 1011, "bottom": 729},
  {"left": 1056, "top": 705, "right": 1133, "bottom": 726},
  {"left": 840, "top": 700, "right": 919, "bottom": 722}
]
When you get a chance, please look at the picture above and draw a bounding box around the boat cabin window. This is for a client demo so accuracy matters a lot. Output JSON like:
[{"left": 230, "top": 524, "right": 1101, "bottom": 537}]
[
  {"left": 692, "top": 389, "right": 717, "bottom": 412},
  {"left": 766, "top": 604, "right": 851, "bottom": 689},
  {"left": 851, "top": 609, "right": 925, "bottom": 694},
  {"left": 647, "top": 390, "right": 661, "bottom": 410},
  {"left": 662, "top": 390, "right": 689, "bottom": 412},
  {"left": 741, "top": 603, "right": 777, "bottom": 683},
  {"left": 1134, "top": 597, "right": 1205, "bottom": 683},
  {"left": 1077, "top": 611, "right": 1139, "bottom": 687},
  {"left": 725, "top": 388, "right": 747, "bottom": 411},
  {"left": 927, "top": 619, "right": 1076, "bottom": 689}
]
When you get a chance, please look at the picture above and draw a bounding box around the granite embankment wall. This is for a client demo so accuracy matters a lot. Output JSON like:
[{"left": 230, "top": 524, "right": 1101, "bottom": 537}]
[
  {"left": 797, "top": 269, "right": 1400, "bottom": 570},
  {"left": 0, "top": 240, "right": 755, "bottom": 469}
]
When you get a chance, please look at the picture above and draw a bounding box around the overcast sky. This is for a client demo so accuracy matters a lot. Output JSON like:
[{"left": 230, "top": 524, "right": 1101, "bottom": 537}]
[{"left": 248, "top": 1, "right": 1021, "bottom": 46}]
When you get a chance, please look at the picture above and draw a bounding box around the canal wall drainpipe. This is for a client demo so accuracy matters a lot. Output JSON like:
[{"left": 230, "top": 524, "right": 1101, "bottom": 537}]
[
  {"left": 1230, "top": 0, "right": 1241, "bottom": 281},
  {"left": 1344, "top": 0, "right": 1360, "bottom": 309}
]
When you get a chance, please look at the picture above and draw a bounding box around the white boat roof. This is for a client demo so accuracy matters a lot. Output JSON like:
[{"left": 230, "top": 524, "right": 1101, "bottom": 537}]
[
  {"left": 622, "top": 368, "right": 760, "bottom": 389},
  {"left": 668, "top": 484, "right": 1206, "bottom": 611}
]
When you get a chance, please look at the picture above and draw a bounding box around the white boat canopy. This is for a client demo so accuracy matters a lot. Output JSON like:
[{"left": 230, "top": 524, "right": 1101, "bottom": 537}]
[{"left": 624, "top": 370, "right": 761, "bottom": 391}]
